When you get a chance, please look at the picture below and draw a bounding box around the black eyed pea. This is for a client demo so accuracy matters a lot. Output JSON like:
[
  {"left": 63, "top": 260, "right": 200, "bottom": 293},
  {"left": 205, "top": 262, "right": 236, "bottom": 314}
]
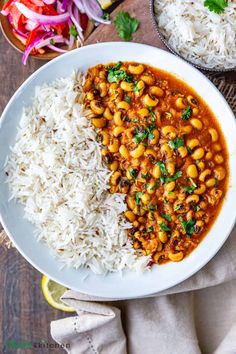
[
  {"left": 165, "top": 181, "right": 176, "bottom": 192},
  {"left": 117, "top": 101, "right": 130, "bottom": 110},
  {"left": 161, "top": 143, "right": 173, "bottom": 159},
  {"left": 134, "top": 80, "right": 145, "bottom": 97},
  {"left": 187, "top": 138, "right": 200, "bottom": 150},
  {"left": 119, "top": 145, "right": 130, "bottom": 159},
  {"left": 126, "top": 196, "right": 136, "bottom": 210},
  {"left": 213, "top": 143, "right": 222, "bottom": 152},
  {"left": 206, "top": 178, "right": 217, "bottom": 188},
  {"left": 99, "top": 131, "right": 110, "bottom": 145},
  {"left": 130, "top": 144, "right": 145, "bottom": 158},
  {"left": 152, "top": 165, "right": 161, "bottom": 179},
  {"left": 191, "top": 147, "right": 205, "bottom": 160},
  {"left": 214, "top": 166, "right": 226, "bottom": 181},
  {"left": 161, "top": 125, "right": 177, "bottom": 139},
  {"left": 166, "top": 161, "right": 175, "bottom": 176},
  {"left": 114, "top": 111, "right": 124, "bottom": 126},
  {"left": 90, "top": 100, "right": 105, "bottom": 115},
  {"left": 187, "top": 164, "right": 198, "bottom": 178},
  {"left": 190, "top": 118, "right": 203, "bottom": 130},
  {"left": 149, "top": 129, "right": 159, "bottom": 145},
  {"left": 158, "top": 231, "right": 168, "bottom": 243},
  {"left": 124, "top": 210, "right": 136, "bottom": 222},
  {"left": 187, "top": 95, "right": 198, "bottom": 107},
  {"left": 194, "top": 184, "right": 206, "bottom": 195},
  {"left": 108, "top": 138, "right": 120, "bottom": 153},
  {"left": 120, "top": 81, "right": 133, "bottom": 92},
  {"left": 104, "top": 107, "right": 113, "bottom": 120},
  {"left": 144, "top": 148, "right": 157, "bottom": 159},
  {"left": 92, "top": 118, "right": 107, "bottom": 128},
  {"left": 140, "top": 73, "right": 155, "bottom": 85},
  {"left": 143, "top": 94, "right": 159, "bottom": 107},
  {"left": 110, "top": 171, "right": 121, "bottom": 186},
  {"left": 99, "top": 82, "right": 108, "bottom": 97},
  {"left": 214, "top": 154, "right": 224, "bottom": 164},
  {"left": 181, "top": 125, "right": 192, "bottom": 134},
  {"left": 140, "top": 193, "right": 151, "bottom": 205},
  {"left": 175, "top": 97, "right": 187, "bottom": 109},
  {"left": 128, "top": 63, "right": 144, "bottom": 75},
  {"left": 186, "top": 194, "right": 200, "bottom": 204},
  {"left": 109, "top": 160, "right": 119, "bottom": 172},
  {"left": 209, "top": 128, "right": 218, "bottom": 142},
  {"left": 178, "top": 146, "right": 188, "bottom": 158},
  {"left": 199, "top": 169, "right": 211, "bottom": 182},
  {"left": 86, "top": 91, "right": 94, "bottom": 101},
  {"left": 168, "top": 251, "right": 184, "bottom": 262},
  {"left": 113, "top": 126, "right": 125, "bottom": 137},
  {"left": 138, "top": 108, "right": 149, "bottom": 118},
  {"left": 149, "top": 86, "right": 164, "bottom": 97}
]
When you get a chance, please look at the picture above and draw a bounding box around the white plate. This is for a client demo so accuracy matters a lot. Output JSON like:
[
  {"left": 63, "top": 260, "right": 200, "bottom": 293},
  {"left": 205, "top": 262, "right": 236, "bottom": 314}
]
[{"left": 0, "top": 42, "right": 236, "bottom": 299}]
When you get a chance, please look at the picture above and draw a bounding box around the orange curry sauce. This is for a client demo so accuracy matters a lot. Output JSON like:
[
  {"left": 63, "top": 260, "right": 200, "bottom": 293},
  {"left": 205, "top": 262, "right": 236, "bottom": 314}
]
[{"left": 83, "top": 62, "right": 228, "bottom": 265}]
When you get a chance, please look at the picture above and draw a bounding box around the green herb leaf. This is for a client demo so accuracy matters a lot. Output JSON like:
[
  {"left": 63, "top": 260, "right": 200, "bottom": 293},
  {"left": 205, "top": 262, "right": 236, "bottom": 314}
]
[
  {"left": 146, "top": 226, "right": 154, "bottom": 233},
  {"left": 169, "top": 138, "right": 184, "bottom": 150},
  {"left": 204, "top": 0, "right": 228, "bottom": 14},
  {"left": 114, "top": 11, "right": 140, "bottom": 41},
  {"left": 135, "top": 191, "right": 143, "bottom": 205},
  {"left": 161, "top": 213, "right": 171, "bottom": 222},
  {"left": 183, "top": 178, "right": 197, "bottom": 194},
  {"left": 157, "top": 161, "right": 168, "bottom": 176},
  {"left": 133, "top": 125, "right": 156, "bottom": 144},
  {"left": 125, "top": 95, "right": 131, "bottom": 104},
  {"left": 149, "top": 204, "right": 157, "bottom": 213},
  {"left": 161, "top": 171, "right": 182, "bottom": 184},
  {"left": 182, "top": 105, "right": 192, "bottom": 120},
  {"left": 180, "top": 218, "right": 196, "bottom": 236},
  {"left": 151, "top": 183, "right": 159, "bottom": 190},
  {"left": 159, "top": 222, "right": 170, "bottom": 232},
  {"left": 193, "top": 205, "right": 201, "bottom": 212},
  {"left": 129, "top": 168, "right": 138, "bottom": 180},
  {"left": 106, "top": 62, "right": 133, "bottom": 83},
  {"left": 69, "top": 25, "right": 78, "bottom": 38},
  {"left": 174, "top": 204, "right": 183, "bottom": 211},
  {"left": 187, "top": 146, "right": 193, "bottom": 154},
  {"left": 49, "top": 39, "right": 55, "bottom": 45},
  {"left": 132, "top": 81, "right": 142, "bottom": 93},
  {"left": 102, "top": 12, "right": 110, "bottom": 20},
  {"left": 148, "top": 107, "right": 156, "bottom": 123},
  {"left": 141, "top": 173, "right": 149, "bottom": 178}
]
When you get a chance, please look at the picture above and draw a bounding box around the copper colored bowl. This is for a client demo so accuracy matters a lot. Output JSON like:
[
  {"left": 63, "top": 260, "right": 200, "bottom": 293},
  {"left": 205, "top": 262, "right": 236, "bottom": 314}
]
[{"left": 0, "top": 0, "right": 94, "bottom": 61}]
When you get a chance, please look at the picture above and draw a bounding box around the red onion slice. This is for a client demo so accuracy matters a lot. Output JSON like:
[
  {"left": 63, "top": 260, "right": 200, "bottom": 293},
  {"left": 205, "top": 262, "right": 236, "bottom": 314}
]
[
  {"left": 35, "top": 34, "right": 64, "bottom": 49},
  {"left": 47, "top": 44, "right": 68, "bottom": 52},
  {"left": 81, "top": 0, "right": 110, "bottom": 24},
  {"left": 22, "top": 34, "right": 46, "bottom": 65},
  {"left": 43, "top": 0, "right": 56, "bottom": 4},
  {"left": 73, "top": 0, "right": 85, "bottom": 13},
  {"left": 68, "top": 1, "right": 83, "bottom": 40},
  {"left": 15, "top": 2, "right": 70, "bottom": 25}
]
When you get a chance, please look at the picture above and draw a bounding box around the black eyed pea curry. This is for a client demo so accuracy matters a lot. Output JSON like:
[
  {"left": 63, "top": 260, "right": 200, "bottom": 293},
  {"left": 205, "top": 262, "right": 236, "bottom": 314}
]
[{"left": 83, "top": 61, "right": 228, "bottom": 265}]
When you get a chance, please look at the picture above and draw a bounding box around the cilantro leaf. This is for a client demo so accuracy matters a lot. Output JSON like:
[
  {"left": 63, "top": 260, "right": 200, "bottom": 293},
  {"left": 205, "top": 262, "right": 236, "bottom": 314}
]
[
  {"left": 102, "top": 12, "right": 110, "bottom": 20},
  {"left": 149, "top": 204, "right": 157, "bottom": 213},
  {"left": 141, "top": 173, "right": 149, "bottom": 178},
  {"left": 129, "top": 168, "right": 138, "bottom": 180},
  {"left": 159, "top": 222, "right": 170, "bottom": 232},
  {"left": 183, "top": 178, "right": 197, "bottom": 194},
  {"left": 106, "top": 62, "right": 133, "bottom": 83},
  {"left": 168, "top": 138, "right": 184, "bottom": 150},
  {"left": 182, "top": 105, "right": 192, "bottom": 120},
  {"left": 49, "top": 39, "right": 55, "bottom": 45},
  {"left": 148, "top": 107, "right": 156, "bottom": 123},
  {"left": 157, "top": 161, "right": 168, "bottom": 176},
  {"left": 135, "top": 191, "right": 143, "bottom": 205},
  {"left": 125, "top": 95, "right": 131, "bottom": 104},
  {"left": 180, "top": 218, "right": 196, "bottom": 237},
  {"left": 146, "top": 226, "right": 154, "bottom": 233},
  {"left": 114, "top": 11, "right": 140, "bottom": 41},
  {"left": 204, "top": 0, "right": 228, "bottom": 14},
  {"left": 161, "top": 213, "right": 171, "bottom": 222},
  {"left": 69, "top": 25, "right": 78, "bottom": 38},
  {"left": 151, "top": 183, "right": 159, "bottom": 190},
  {"left": 133, "top": 125, "right": 156, "bottom": 144}
]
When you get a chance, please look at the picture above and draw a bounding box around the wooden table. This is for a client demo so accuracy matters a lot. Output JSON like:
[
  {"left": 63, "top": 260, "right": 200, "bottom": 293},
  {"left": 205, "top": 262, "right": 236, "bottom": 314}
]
[{"left": 0, "top": 0, "right": 235, "bottom": 352}]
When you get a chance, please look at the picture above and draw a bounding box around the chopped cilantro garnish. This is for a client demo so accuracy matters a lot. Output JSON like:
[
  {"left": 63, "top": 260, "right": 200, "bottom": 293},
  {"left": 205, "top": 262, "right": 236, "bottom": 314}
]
[
  {"left": 187, "top": 146, "right": 193, "bottom": 154},
  {"left": 129, "top": 168, "right": 138, "bottom": 180},
  {"left": 174, "top": 204, "right": 183, "bottom": 211},
  {"left": 151, "top": 183, "right": 159, "bottom": 190},
  {"left": 156, "top": 161, "right": 168, "bottom": 176},
  {"left": 131, "top": 118, "right": 139, "bottom": 123},
  {"left": 146, "top": 226, "right": 154, "bottom": 233},
  {"left": 194, "top": 205, "right": 201, "bottom": 212},
  {"left": 133, "top": 125, "right": 156, "bottom": 144},
  {"left": 183, "top": 178, "right": 197, "bottom": 194},
  {"left": 102, "top": 12, "right": 110, "bottom": 20},
  {"left": 149, "top": 204, "right": 157, "bottom": 213},
  {"left": 135, "top": 191, "right": 143, "bottom": 205},
  {"left": 161, "top": 213, "right": 171, "bottom": 222},
  {"left": 49, "top": 39, "right": 55, "bottom": 45},
  {"left": 204, "top": 0, "right": 228, "bottom": 14},
  {"left": 148, "top": 107, "right": 156, "bottom": 123},
  {"left": 125, "top": 95, "right": 131, "bottom": 104},
  {"left": 132, "top": 81, "right": 142, "bottom": 93},
  {"left": 69, "top": 25, "right": 78, "bottom": 38},
  {"left": 180, "top": 218, "right": 196, "bottom": 236},
  {"left": 106, "top": 62, "right": 133, "bottom": 83},
  {"left": 168, "top": 138, "right": 184, "bottom": 150},
  {"left": 141, "top": 173, "right": 149, "bottom": 178},
  {"left": 182, "top": 105, "right": 192, "bottom": 120},
  {"left": 114, "top": 11, "right": 140, "bottom": 41},
  {"left": 159, "top": 222, "right": 170, "bottom": 232}
]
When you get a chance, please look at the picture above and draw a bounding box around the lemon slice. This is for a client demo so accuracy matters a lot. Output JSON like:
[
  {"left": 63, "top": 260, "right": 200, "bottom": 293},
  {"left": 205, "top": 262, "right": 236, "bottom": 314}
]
[
  {"left": 41, "top": 275, "right": 75, "bottom": 312},
  {"left": 97, "top": 0, "right": 113, "bottom": 10}
]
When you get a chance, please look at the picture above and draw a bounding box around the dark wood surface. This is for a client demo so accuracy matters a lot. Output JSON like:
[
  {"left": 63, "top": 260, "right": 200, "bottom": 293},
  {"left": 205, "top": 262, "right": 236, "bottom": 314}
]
[{"left": 0, "top": 0, "right": 235, "bottom": 353}]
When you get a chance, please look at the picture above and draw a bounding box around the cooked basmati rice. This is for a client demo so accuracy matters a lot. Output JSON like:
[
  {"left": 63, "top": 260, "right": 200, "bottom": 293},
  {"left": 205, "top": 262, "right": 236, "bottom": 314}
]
[
  {"left": 6, "top": 73, "right": 149, "bottom": 274},
  {"left": 154, "top": 0, "right": 236, "bottom": 70}
]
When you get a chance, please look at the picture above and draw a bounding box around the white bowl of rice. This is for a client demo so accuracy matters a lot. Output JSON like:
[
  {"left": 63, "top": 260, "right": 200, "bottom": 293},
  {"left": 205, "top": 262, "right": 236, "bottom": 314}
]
[
  {"left": 151, "top": 0, "right": 236, "bottom": 71},
  {"left": 0, "top": 42, "right": 236, "bottom": 299}
]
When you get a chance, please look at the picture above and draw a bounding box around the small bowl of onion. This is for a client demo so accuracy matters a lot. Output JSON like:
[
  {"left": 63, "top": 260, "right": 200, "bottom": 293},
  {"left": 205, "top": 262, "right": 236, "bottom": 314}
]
[{"left": 0, "top": 0, "right": 110, "bottom": 64}]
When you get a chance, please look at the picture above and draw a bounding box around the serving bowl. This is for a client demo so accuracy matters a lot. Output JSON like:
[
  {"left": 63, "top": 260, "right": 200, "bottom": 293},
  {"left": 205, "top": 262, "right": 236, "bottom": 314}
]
[
  {"left": 0, "top": 42, "right": 236, "bottom": 299},
  {"left": 0, "top": 0, "right": 94, "bottom": 61},
  {"left": 149, "top": 0, "right": 236, "bottom": 73}
]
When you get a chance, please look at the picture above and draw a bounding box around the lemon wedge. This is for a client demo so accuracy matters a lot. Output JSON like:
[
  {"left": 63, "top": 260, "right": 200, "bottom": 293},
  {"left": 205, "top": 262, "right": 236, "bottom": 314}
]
[
  {"left": 97, "top": 0, "right": 113, "bottom": 10},
  {"left": 41, "top": 275, "right": 75, "bottom": 312}
]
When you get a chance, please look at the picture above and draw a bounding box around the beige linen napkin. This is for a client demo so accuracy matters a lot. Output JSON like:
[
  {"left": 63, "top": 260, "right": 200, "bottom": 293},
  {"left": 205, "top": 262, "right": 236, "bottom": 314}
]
[{"left": 50, "top": 77, "right": 236, "bottom": 354}]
